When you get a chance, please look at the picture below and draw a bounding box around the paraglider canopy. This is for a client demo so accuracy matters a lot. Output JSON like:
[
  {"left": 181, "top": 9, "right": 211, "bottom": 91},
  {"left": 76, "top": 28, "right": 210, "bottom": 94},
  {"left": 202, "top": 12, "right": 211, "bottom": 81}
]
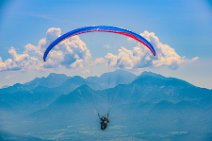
[{"left": 43, "top": 25, "right": 156, "bottom": 61}]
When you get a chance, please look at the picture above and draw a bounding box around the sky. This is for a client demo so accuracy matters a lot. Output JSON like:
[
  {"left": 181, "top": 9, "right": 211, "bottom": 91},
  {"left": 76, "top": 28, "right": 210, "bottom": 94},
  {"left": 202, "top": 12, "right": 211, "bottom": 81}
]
[{"left": 0, "top": 0, "right": 211, "bottom": 88}]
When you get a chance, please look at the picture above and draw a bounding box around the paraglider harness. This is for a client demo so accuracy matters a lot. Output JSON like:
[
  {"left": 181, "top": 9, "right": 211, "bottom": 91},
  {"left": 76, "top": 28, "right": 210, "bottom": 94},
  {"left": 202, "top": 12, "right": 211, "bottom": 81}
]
[{"left": 98, "top": 113, "right": 110, "bottom": 130}]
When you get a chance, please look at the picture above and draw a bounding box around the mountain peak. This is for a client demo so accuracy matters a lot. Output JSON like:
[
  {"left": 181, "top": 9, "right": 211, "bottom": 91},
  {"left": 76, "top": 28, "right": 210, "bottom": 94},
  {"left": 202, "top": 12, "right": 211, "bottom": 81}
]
[
  {"left": 134, "top": 71, "right": 193, "bottom": 87},
  {"left": 140, "top": 71, "right": 164, "bottom": 78},
  {"left": 100, "top": 69, "right": 135, "bottom": 78},
  {"left": 86, "top": 70, "right": 136, "bottom": 89},
  {"left": 76, "top": 84, "right": 92, "bottom": 92},
  {"left": 25, "top": 73, "right": 68, "bottom": 89},
  {"left": 66, "top": 75, "right": 85, "bottom": 83},
  {"left": 47, "top": 73, "right": 67, "bottom": 79}
]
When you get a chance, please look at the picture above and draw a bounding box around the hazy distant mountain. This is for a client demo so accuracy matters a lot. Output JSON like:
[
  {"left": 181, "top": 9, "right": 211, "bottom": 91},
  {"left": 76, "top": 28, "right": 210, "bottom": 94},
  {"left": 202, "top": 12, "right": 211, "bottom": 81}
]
[
  {"left": 134, "top": 71, "right": 193, "bottom": 87},
  {"left": 54, "top": 76, "right": 86, "bottom": 95},
  {"left": 0, "top": 71, "right": 212, "bottom": 141},
  {"left": 0, "top": 70, "right": 135, "bottom": 112},
  {"left": 0, "top": 73, "right": 69, "bottom": 111},
  {"left": 31, "top": 85, "right": 96, "bottom": 122},
  {"left": 131, "top": 71, "right": 211, "bottom": 102},
  {"left": 25, "top": 73, "right": 69, "bottom": 89},
  {"left": 86, "top": 69, "right": 136, "bottom": 89}
]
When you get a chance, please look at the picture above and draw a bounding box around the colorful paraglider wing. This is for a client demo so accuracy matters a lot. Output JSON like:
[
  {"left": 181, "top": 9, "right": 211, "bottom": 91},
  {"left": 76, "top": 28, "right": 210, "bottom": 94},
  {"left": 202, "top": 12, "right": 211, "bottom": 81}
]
[{"left": 43, "top": 25, "right": 156, "bottom": 61}]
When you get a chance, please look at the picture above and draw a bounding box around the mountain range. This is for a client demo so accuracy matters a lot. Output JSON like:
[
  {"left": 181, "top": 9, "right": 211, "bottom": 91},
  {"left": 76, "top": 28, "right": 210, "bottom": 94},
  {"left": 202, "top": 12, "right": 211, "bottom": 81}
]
[{"left": 0, "top": 70, "right": 211, "bottom": 141}]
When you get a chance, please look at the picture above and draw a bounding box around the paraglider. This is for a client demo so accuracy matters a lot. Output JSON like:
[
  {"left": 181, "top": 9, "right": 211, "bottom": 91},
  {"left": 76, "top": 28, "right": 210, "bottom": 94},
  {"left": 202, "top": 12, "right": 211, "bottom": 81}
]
[
  {"left": 98, "top": 113, "right": 110, "bottom": 130},
  {"left": 43, "top": 25, "right": 156, "bottom": 130}
]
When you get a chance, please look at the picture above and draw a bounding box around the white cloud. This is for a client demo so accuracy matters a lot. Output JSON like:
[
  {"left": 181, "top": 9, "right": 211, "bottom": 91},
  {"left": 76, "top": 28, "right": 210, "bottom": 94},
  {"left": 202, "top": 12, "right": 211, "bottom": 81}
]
[
  {"left": 102, "top": 31, "right": 198, "bottom": 70},
  {"left": 191, "top": 56, "right": 199, "bottom": 62},
  {"left": 0, "top": 29, "right": 198, "bottom": 72},
  {"left": 105, "top": 53, "right": 118, "bottom": 67},
  {"left": 46, "top": 27, "right": 62, "bottom": 42},
  {"left": 0, "top": 27, "right": 91, "bottom": 72}
]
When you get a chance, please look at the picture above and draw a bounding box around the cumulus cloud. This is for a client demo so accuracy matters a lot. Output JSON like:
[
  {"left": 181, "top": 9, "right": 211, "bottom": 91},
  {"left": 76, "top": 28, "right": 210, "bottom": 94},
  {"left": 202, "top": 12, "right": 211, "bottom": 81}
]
[
  {"left": 0, "top": 27, "right": 91, "bottom": 72},
  {"left": 0, "top": 28, "right": 198, "bottom": 72},
  {"left": 102, "top": 31, "right": 198, "bottom": 70}
]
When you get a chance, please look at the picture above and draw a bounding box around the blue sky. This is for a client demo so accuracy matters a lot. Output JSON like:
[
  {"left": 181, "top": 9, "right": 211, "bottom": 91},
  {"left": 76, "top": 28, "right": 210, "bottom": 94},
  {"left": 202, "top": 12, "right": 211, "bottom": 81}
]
[{"left": 0, "top": 0, "right": 212, "bottom": 88}]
